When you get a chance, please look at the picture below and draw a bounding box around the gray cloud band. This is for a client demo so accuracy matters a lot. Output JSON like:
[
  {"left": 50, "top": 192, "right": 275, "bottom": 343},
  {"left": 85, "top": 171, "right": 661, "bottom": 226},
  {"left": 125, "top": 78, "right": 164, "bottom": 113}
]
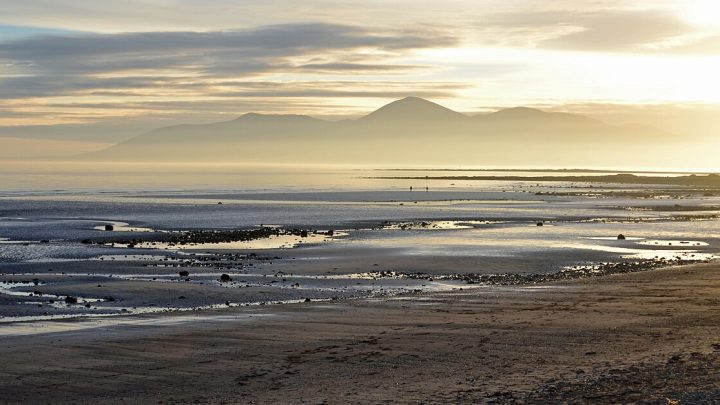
[{"left": 0, "top": 23, "right": 457, "bottom": 99}]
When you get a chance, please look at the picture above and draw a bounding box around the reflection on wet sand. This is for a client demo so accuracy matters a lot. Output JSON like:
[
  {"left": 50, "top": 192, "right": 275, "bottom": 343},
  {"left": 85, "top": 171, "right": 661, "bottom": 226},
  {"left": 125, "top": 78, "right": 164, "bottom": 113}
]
[{"left": 1, "top": 174, "right": 719, "bottom": 325}]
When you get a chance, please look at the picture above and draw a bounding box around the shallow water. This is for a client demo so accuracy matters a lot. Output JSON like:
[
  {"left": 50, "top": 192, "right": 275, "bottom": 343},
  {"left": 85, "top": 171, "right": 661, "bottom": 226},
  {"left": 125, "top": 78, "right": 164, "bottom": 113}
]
[{"left": 1, "top": 168, "right": 718, "bottom": 325}]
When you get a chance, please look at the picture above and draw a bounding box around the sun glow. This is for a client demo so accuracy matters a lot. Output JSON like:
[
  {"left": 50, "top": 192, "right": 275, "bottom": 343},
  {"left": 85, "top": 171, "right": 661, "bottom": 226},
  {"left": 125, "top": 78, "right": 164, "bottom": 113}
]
[{"left": 682, "top": 0, "right": 720, "bottom": 26}]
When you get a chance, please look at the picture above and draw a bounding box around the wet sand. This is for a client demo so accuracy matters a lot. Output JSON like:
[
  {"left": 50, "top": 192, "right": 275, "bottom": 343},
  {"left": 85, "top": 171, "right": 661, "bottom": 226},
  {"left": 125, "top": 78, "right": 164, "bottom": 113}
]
[{"left": 2, "top": 261, "right": 720, "bottom": 404}]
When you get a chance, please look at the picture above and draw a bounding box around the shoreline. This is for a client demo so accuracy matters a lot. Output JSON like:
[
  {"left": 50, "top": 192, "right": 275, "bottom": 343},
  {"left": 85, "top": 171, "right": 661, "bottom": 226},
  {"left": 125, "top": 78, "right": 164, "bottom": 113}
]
[
  {"left": 2, "top": 255, "right": 714, "bottom": 329},
  {"left": 3, "top": 261, "right": 720, "bottom": 403},
  {"left": 371, "top": 173, "right": 720, "bottom": 188}
]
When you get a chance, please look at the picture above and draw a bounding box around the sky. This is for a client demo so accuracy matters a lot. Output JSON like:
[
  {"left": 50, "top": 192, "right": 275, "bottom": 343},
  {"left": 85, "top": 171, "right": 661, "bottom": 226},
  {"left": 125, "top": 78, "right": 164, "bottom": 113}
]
[{"left": 0, "top": 0, "right": 719, "bottom": 153}]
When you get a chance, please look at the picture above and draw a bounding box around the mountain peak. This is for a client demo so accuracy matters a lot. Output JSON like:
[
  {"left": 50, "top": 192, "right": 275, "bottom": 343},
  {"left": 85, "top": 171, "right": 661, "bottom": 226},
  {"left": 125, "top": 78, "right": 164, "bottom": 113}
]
[
  {"left": 361, "top": 97, "right": 467, "bottom": 122},
  {"left": 488, "top": 107, "right": 547, "bottom": 118},
  {"left": 234, "top": 112, "right": 317, "bottom": 123}
]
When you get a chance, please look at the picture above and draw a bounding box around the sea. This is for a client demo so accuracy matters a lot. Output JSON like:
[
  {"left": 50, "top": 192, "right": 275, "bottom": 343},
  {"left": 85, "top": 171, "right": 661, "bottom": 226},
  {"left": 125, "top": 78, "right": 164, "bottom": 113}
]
[{"left": 0, "top": 162, "right": 718, "bottom": 326}]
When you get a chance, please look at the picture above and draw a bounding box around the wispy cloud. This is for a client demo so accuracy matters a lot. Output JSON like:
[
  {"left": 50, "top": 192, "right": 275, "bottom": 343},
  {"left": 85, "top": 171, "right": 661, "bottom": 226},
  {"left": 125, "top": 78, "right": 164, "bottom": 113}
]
[
  {"left": 0, "top": 23, "right": 456, "bottom": 93},
  {"left": 0, "top": 0, "right": 718, "bottom": 134},
  {"left": 473, "top": 9, "right": 718, "bottom": 54},
  {"left": 0, "top": 23, "right": 463, "bottom": 124}
]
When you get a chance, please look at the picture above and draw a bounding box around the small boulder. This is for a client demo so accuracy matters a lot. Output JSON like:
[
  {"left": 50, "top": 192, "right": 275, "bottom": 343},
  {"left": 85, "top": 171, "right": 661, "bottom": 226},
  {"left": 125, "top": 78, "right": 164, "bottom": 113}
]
[
  {"left": 64, "top": 296, "right": 78, "bottom": 304},
  {"left": 536, "top": 222, "right": 544, "bottom": 227},
  {"left": 178, "top": 270, "right": 190, "bottom": 277},
  {"left": 220, "top": 273, "right": 232, "bottom": 282},
  {"left": 104, "top": 224, "right": 114, "bottom": 231},
  {"left": 617, "top": 234, "right": 626, "bottom": 240}
]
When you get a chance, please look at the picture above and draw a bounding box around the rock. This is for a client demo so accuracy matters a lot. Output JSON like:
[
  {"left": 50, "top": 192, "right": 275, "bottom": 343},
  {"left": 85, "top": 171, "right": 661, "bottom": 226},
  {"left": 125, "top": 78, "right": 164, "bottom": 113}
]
[
  {"left": 617, "top": 234, "right": 626, "bottom": 240},
  {"left": 32, "top": 278, "right": 39, "bottom": 286},
  {"left": 304, "top": 298, "right": 311, "bottom": 302},
  {"left": 537, "top": 222, "right": 544, "bottom": 226},
  {"left": 81, "top": 239, "right": 92, "bottom": 244},
  {"left": 178, "top": 270, "right": 190, "bottom": 277},
  {"left": 220, "top": 273, "right": 232, "bottom": 282},
  {"left": 217, "top": 201, "right": 223, "bottom": 205},
  {"left": 178, "top": 295, "right": 186, "bottom": 300},
  {"left": 104, "top": 296, "right": 116, "bottom": 302},
  {"left": 64, "top": 296, "right": 78, "bottom": 304},
  {"left": 104, "top": 224, "right": 114, "bottom": 231}
]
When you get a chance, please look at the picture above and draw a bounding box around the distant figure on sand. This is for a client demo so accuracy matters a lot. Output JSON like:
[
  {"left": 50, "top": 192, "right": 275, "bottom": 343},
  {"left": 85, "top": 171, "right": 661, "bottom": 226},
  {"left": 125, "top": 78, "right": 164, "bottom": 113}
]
[{"left": 410, "top": 186, "right": 413, "bottom": 191}]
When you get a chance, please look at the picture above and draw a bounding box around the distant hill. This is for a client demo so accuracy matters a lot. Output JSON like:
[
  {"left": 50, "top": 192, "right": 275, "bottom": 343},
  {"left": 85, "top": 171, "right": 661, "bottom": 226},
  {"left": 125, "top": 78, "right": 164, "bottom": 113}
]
[
  {"left": 374, "top": 173, "right": 720, "bottom": 187},
  {"left": 87, "top": 97, "right": 678, "bottom": 166},
  {"left": 360, "top": 96, "right": 468, "bottom": 122}
]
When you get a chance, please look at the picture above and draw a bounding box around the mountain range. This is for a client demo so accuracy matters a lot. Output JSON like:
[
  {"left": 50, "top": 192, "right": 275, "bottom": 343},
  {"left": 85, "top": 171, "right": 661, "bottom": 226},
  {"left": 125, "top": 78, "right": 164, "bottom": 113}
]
[{"left": 89, "top": 97, "right": 675, "bottom": 166}]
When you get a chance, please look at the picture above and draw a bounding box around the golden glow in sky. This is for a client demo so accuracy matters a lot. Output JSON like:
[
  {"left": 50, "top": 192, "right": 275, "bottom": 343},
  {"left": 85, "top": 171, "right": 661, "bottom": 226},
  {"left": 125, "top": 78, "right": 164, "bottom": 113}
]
[
  {"left": 682, "top": 0, "right": 720, "bottom": 26},
  {"left": 0, "top": 0, "right": 718, "bottom": 136}
]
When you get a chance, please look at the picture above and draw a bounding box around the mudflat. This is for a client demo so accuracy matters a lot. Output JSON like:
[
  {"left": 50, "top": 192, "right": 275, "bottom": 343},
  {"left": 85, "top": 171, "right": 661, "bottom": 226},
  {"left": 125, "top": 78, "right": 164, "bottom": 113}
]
[{"left": 2, "top": 261, "right": 720, "bottom": 404}]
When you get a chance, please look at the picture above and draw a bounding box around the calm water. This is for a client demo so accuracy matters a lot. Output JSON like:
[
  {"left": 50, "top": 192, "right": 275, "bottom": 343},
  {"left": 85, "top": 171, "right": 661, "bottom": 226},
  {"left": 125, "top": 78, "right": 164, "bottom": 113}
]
[
  {"left": 0, "top": 164, "right": 718, "bottom": 324},
  {"left": 0, "top": 161, "right": 699, "bottom": 192}
]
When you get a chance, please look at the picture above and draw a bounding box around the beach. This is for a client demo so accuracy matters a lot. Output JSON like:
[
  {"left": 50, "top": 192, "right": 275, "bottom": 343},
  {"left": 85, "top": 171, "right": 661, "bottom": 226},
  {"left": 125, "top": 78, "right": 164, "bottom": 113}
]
[
  {"left": 1, "top": 171, "right": 719, "bottom": 403},
  {"left": 2, "top": 261, "right": 720, "bottom": 403},
  {"left": 3, "top": 2, "right": 719, "bottom": 402}
]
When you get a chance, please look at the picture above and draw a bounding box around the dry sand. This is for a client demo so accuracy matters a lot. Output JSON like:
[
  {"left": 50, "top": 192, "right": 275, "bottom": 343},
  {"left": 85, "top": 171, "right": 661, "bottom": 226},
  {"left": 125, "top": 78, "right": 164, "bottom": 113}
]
[{"left": 2, "top": 262, "right": 720, "bottom": 404}]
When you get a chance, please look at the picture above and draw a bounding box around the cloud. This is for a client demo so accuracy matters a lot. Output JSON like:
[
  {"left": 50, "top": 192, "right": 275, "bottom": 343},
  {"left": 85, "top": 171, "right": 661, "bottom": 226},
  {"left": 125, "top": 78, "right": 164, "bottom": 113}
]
[
  {"left": 471, "top": 8, "right": 720, "bottom": 55},
  {"left": 0, "top": 23, "right": 455, "bottom": 73},
  {"left": 0, "top": 78, "right": 471, "bottom": 127},
  {"left": 1, "top": 1, "right": 717, "bottom": 131},
  {"left": 0, "top": 76, "right": 167, "bottom": 99},
  {"left": 0, "top": 23, "right": 457, "bottom": 99},
  {"left": 0, "top": 22, "right": 467, "bottom": 125},
  {"left": 294, "top": 62, "right": 430, "bottom": 73},
  {"left": 654, "top": 34, "right": 720, "bottom": 54},
  {"left": 537, "top": 10, "right": 693, "bottom": 52}
]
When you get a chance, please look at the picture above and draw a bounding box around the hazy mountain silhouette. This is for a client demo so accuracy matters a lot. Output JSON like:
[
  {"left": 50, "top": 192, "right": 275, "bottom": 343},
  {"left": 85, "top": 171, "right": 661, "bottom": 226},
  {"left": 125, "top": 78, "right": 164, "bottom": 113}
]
[
  {"left": 481, "top": 107, "right": 601, "bottom": 126},
  {"left": 130, "top": 113, "right": 328, "bottom": 145},
  {"left": 360, "top": 96, "right": 468, "bottom": 122},
  {"left": 88, "top": 97, "right": 677, "bottom": 166}
]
